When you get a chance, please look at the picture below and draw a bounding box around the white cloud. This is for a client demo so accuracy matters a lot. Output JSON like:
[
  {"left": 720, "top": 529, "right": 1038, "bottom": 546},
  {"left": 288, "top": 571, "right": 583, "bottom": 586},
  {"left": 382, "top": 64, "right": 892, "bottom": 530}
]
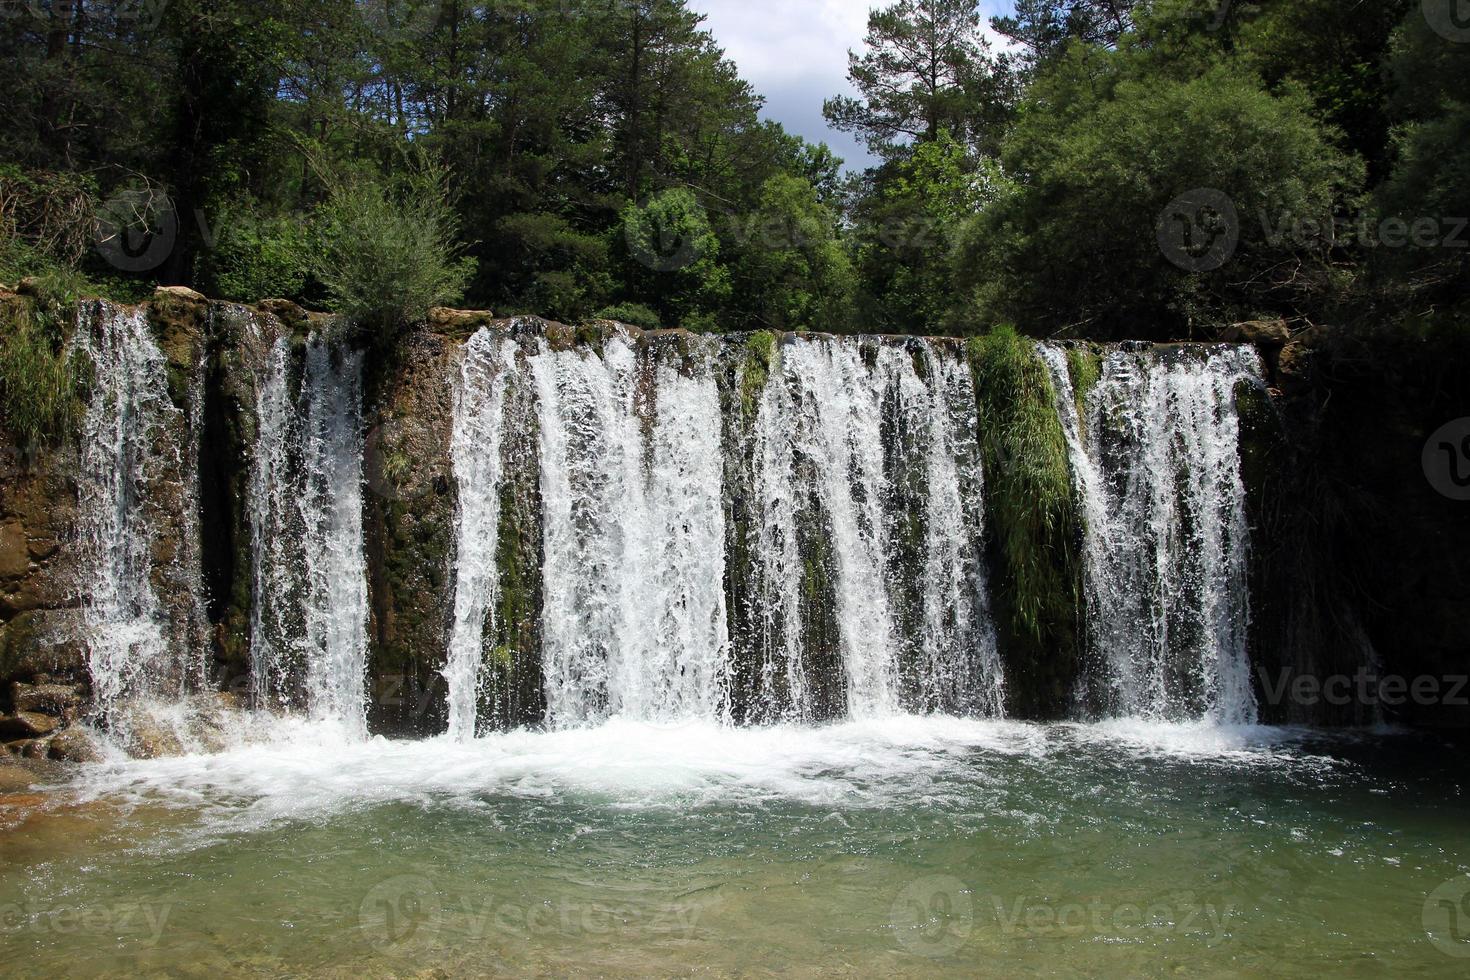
[{"left": 688, "top": 0, "right": 1013, "bottom": 172}]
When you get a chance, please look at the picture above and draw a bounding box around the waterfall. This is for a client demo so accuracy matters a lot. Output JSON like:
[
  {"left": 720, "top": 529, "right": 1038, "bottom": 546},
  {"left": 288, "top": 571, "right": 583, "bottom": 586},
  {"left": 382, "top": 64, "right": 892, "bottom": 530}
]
[
  {"left": 1042, "top": 343, "right": 1259, "bottom": 724},
  {"left": 74, "top": 303, "right": 207, "bottom": 718},
  {"left": 531, "top": 333, "right": 730, "bottom": 729},
  {"left": 444, "top": 329, "right": 513, "bottom": 739},
  {"left": 298, "top": 339, "right": 370, "bottom": 736},
  {"left": 247, "top": 335, "right": 305, "bottom": 710},
  {"left": 740, "top": 336, "right": 1005, "bottom": 721},
  {"left": 243, "top": 332, "right": 370, "bottom": 736}
]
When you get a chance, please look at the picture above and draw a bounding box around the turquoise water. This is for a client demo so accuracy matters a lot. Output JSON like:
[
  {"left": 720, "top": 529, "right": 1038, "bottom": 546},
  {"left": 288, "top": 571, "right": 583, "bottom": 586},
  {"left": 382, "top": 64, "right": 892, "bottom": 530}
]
[{"left": 2, "top": 718, "right": 1468, "bottom": 977}]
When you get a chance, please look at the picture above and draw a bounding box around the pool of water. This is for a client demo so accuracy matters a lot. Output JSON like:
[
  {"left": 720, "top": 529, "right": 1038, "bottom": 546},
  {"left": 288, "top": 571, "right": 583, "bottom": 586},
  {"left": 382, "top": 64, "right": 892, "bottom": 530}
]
[{"left": 3, "top": 717, "right": 1469, "bottom": 977}]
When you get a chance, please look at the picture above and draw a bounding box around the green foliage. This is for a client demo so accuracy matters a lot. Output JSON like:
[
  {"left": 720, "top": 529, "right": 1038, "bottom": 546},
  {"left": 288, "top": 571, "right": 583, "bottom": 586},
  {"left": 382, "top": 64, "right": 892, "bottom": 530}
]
[
  {"left": 315, "top": 166, "right": 476, "bottom": 344},
  {"left": 854, "top": 132, "right": 1001, "bottom": 331},
  {"left": 731, "top": 176, "right": 856, "bottom": 332},
  {"left": 616, "top": 189, "right": 731, "bottom": 332},
  {"left": 594, "top": 303, "right": 663, "bottom": 331},
  {"left": 0, "top": 296, "right": 84, "bottom": 450},
  {"left": 957, "top": 64, "right": 1362, "bottom": 338},
  {"left": 194, "top": 199, "right": 313, "bottom": 304},
  {"left": 740, "top": 331, "right": 779, "bottom": 417},
  {"left": 969, "top": 326, "right": 1080, "bottom": 644},
  {"left": 1066, "top": 346, "right": 1102, "bottom": 419}
]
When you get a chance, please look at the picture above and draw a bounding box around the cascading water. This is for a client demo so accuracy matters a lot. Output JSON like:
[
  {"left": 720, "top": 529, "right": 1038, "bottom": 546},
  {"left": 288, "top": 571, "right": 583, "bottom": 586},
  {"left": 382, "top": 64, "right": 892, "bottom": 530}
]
[
  {"left": 739, "top": 336, "right": 1005, "bottom": 721},
  {"left": 242, "top": 331, "right": 370, "bottom": 736},
  {"left": 297, "top": 339, "right": 370, "bottom": 736},
  {"left": 74, "top": 302, "right": 208, "bottom": 718},
  {"left": 530, "top": 333, "right": 731, "bottom": 729},
  {"left": 1042, "top": 343, "right": 1260, "bottom": 724},
  {"left": 246, "top": 333, "right": 305, "bottom": 710},
  {"left": 443, "top": 329, "right": 514, "bottom": 739}
]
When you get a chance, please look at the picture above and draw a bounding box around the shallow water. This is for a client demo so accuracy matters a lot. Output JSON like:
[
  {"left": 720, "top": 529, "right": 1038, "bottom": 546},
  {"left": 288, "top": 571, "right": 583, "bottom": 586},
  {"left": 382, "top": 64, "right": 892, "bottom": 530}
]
[{"left": 3, "top": 718, "right": 1469, "bottom": 977}]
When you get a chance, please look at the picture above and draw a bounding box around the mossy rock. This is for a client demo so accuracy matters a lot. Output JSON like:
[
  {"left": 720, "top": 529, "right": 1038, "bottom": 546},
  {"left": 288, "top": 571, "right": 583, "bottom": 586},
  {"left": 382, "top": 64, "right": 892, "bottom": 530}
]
[{"left": 968, "top": 327, "right": 1084, "bottom": 718}]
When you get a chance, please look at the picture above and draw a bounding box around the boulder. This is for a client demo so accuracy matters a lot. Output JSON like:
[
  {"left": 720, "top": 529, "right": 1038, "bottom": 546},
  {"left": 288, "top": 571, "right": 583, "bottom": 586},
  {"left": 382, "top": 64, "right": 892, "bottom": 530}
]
[
  {"left": 48, "top": 726, "right": 103, "bottom": 763},
  {"left": 0, "top": 711, "right": 60, "bottom": 738},
  {"left": 0, "top": 610, "right": 88, "bottom": 683},
  {"left": 153, "top": 284, "right": 207, "bottom": 303},
  {"left": 427, "top": 307, "right": 495, "bottom": 338},
  {"left": 1223, "top": 319, "right": 1291, "bottom": 346},
  {"left": 10, "top": 682, "right": 83, "bottom": 714}
]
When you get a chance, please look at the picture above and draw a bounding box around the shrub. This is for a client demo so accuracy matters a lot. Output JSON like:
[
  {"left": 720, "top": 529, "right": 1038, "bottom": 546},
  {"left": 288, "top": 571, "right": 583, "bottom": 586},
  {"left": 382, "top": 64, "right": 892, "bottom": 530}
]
[
  {"left": 314, "top": 166, "right": 476, "bottom": 345},
  {"left": 594, "top": 302, "right": 662, "bottom": 330},
  {"left": 195, "top": 199, "right": 313, "bottom": 304},
  {"left": 0, "top": 287, "right": 85, "bottom": 450}
]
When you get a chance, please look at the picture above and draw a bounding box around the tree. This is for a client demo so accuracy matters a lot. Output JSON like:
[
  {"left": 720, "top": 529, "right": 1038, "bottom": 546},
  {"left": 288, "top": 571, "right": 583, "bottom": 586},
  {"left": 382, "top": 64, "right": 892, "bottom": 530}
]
[
  {"left": 851, "top": 131, "right": 998, "bottom": 330},
  {"left": 615, "top": 188, "right": 730, "bottom": 331},
  {"left": 956, "top": 63, "right": 1362, "bottom": 337},
  {"left": 992, "top": 0, "right": 1140, "bottom": 67},
  {"left": 730, "top": 175, "right": 856, "bottom": 332},
  {"left": 824, "top": 0, "right": 1010, "bottom": 160}
]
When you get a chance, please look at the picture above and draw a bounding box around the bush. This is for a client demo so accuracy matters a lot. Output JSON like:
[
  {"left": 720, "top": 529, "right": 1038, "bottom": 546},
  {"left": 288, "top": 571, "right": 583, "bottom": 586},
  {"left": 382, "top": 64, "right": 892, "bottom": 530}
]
[
  {"left": 957, "top": 63, "right": 1362, "bottom": 337},
  {"left": 315, "top": 166, "right": 476, "bottom": 344},
  {"left": 594, "top": 302, "right": 662, "bottom": 330},
  {"left": 0, "top": 286, "right": 85, "bottom": 450},
  {"left": 194, "top": 199, "right": 313, "bottom": 304}
]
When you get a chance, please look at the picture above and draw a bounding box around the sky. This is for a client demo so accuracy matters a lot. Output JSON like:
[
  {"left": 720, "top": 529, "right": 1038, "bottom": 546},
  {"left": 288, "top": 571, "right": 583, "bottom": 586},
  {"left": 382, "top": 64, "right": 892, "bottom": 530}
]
[{"left": 687, "top": 0, "right": 1014, "bottom": 173}]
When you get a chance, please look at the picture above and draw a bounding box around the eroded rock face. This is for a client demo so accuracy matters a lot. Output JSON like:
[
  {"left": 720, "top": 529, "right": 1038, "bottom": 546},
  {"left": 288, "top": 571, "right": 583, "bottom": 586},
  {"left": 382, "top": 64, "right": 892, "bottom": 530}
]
[{"left": 363, "top": 330, "right": 463, "bottom": 735}]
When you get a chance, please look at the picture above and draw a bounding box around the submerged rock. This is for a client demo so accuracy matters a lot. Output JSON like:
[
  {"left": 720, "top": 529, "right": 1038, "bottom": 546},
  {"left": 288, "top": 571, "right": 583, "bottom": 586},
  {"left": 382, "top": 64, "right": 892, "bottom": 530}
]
[
  {"left": 47, "top": 726, "right": 103, "bottom": 763},
  {"left": 0, "top": 711, "right": 60, "bottom": 738}
]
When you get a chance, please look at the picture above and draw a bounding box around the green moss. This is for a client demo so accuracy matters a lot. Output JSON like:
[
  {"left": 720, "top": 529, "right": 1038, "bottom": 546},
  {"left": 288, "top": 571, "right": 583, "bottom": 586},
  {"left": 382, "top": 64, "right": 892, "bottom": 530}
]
[
  {"left": 1066, "top": 346, "right": 1102, "bottom": 420},
  {"left": 0, "top": 294, "right": 86, "bottom": 449},
  {"left": 740, "top": 331, "right": 778, "bottom": 417},
  {"left": 969, "top": 326, "right": 1083, "bottom": 717}
]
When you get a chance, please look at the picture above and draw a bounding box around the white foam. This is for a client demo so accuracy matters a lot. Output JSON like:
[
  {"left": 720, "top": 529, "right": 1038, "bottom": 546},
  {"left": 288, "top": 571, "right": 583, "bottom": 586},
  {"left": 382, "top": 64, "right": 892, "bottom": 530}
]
[{"left": 65, "top": 715, "right": 1345, "bottom": 845}]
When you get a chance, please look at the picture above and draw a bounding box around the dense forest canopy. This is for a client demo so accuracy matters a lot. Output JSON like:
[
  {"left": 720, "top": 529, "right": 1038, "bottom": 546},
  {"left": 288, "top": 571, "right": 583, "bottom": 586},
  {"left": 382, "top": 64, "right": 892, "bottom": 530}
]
[{"left": 0, "top": 0, "right": 1466, "bottom": 342}]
